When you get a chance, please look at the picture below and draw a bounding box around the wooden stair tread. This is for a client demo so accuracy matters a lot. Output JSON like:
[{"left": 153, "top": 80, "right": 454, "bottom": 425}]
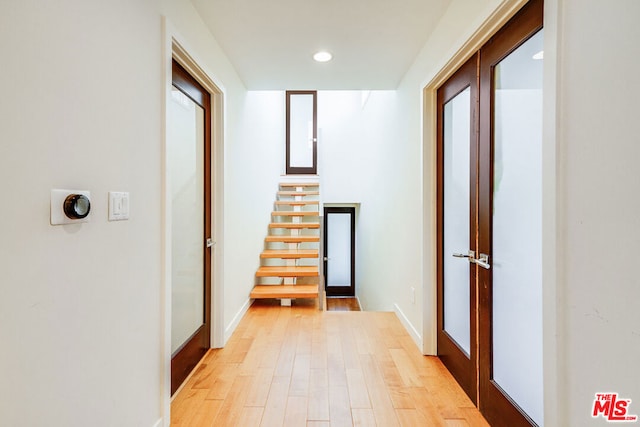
[
  {"left": 272, "top": 211, "right": 319, "bottom": 217},
  {"left": 250, "top": 284, "right": 319, "bottom": 299},
  {"left": 269, "top": 222, "right": 320, "bottom": 229},
  {"left": 279, "top": 182, "right": 319, "bottom": 188},
  {"left": 256, "top": 266, "right": 318, "bottom": 277},
  {"left": 277, "top": 191, "right": 319, "bottom": 196},
  {"left": 274, "top": 200, "right": 319, "bottom": 206},
  {"left": 261, "top": 249, "right": 319, "bottom": 259},
  {"left": 265, "top": 235, "right": 320, "bottom": 243}
]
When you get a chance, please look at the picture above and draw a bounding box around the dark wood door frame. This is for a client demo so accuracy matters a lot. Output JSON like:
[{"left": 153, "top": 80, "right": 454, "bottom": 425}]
[
  {"left": 477, "top": 0, "right": 543, "bottom": 425},
  {"left": 323, "top": 207, "right": 355, "bottom": 297},
  {"left": 170, "top": 59, "right": 212, "bottom": 395},
  {"left": 286, "top": 90, "right": 317, "bottom": 175},
  {"left": 436, "top": 52, "right": 479, "bottom": 404}
]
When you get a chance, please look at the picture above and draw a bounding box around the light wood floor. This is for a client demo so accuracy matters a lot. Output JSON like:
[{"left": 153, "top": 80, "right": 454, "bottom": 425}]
[
  {"left": 171, "top": 299, "right": 489, "bottom": 426},
  {"left": 326, "top": 297, "right": 361, "bottom": 312}
]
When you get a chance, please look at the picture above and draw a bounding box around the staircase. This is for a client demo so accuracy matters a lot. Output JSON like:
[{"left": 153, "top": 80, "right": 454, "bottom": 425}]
[{"left": 250, "top": 181, "right": 321, "bottom": 305}]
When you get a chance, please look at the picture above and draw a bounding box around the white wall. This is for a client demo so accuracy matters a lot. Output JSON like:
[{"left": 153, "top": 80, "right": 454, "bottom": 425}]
[
  {"left": 554, "top": 0, "right": 640, "bottom": 424},
  {"left": 318, "top": 91, "right": 424, "bottom": 342},
  {"left": 0, "top": 0, "right": 163, "bottom": 426},
  {"left": 397, "top": 0, "right": 512, "bottom": 353},
  {"left": 224, "top": 90, "right": 283, "bottom": 331}
]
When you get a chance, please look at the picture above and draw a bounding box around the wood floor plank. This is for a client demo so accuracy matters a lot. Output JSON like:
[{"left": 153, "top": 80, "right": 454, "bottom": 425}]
[
  {"left": 408, "top": 386, "right": 446, "bottom": 427},
  {"left": 380, "top": 359, "right": 405, "bottom": 389},
  {"left": 328, "top": 385, "right": 353, "bottom": 427},
  {"left": 389, "top": 347, "right": 424, "bottom": 387},
  {"left": 445, "top": 419, "right": 470, "bottom": 427},
  {"left": 360, "top": 354, "right": 400, "bottom": 426},
  {"left": 290, "top": 354, "right": 311, "bottom": 397},
  {"left": 205, "top": 363, "right": 240, "bottom": 400},
  {"left": 284, "top": 396, "right": 308, "bottom": 426},
  {"left": 244, "top": 367, "right": 275, "bottom": 407},
  {"left": 261, "top": 375, "right": 291, "bottom": 426},
  {"left": 238, "top": 406, "right": 264, "bottom": 427},
  {"left": 307, "top": 369, "right": 330, "bottom": 421},
  {"left": 396, "top": 408, "right": 430, "bottom": 426},
  {"left": 388, "top": 386, "right": 417, "bottom": 409},
  {"left": 351, "top": 408, "right": 377, "bottom": 426},
  {"left": 187, "top": 399, "right": 224, "bottom": 427},
  {"left": 346, "top": 368, "right": 371, "bottom": 409},
  {"left": 170, "top": 388, "right": 209, "bottom": 426},
  {"left": 212, "top": 374, "right": 252, "bottom": 426},
  {"left": 274, "top": 321, "right": 299, "bottom": 377},
  {"left": 459, "top": 407, "right": 491, "bottom": 427}
]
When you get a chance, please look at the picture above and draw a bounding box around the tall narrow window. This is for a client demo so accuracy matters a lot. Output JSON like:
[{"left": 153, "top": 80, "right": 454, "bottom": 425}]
[{"left": 286, "top": 91, "right": 317, "bottom": 174}]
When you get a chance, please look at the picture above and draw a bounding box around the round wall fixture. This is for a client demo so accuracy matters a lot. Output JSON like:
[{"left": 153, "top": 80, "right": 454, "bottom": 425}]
[{"left": 63, "top": 194, "right": 91, "bottom": 219}]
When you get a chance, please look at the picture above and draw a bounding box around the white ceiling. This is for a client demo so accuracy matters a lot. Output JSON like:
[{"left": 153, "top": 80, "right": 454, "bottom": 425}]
[{"left": 191, "top": 0, "right": 452, "bottom": 90}]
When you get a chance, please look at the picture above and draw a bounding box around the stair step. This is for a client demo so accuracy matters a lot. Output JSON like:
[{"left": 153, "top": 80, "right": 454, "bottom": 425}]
[
  {"left": 277, "top": 191, "right": 319, "bottom": 197},
  {"left": 265, "top": 235, "right": 320, "bottom": 243},
  {"left": 272, "top": 211, "right": 319, "bottom": 217},
  {"left": 275, "top": 200, "right": 319, "bottom": 206},
  {"left": 279, "top": 182, "right": 319, "bottom": 188},
  {"left": 250, "top": 284, "right": 319, "bottom": 299},
  {"left": 261, "top": 249, "right": 319, "bottom": 259},
  {"left": 269, "top": 222, "right": 320, "bottom": 229},
  {"left": 256, "top": 266, "right": 318, "bottom": 277}
]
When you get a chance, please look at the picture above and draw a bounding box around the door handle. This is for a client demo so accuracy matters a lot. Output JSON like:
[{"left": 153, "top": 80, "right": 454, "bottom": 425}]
[
  {"left": 473, "top": 253, "right": 490, "bottom": 269},
  {"left": 452, "top": 250, "right": 475, "bottom": 260},
  {"left": 206, "top": 238, "right": 215, "bottom": 248}
]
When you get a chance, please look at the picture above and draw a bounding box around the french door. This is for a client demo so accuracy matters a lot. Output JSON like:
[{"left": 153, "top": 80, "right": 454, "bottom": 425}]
[
  {"left": 169, "top": 59, "right": 212, "bottom": 395},
  {"left": 437, "top": 0, "right": 543, "bottom": 425}
]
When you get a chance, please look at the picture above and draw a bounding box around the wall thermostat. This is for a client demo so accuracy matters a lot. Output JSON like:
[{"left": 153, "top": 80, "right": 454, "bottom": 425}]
[
  {"left": 51, "top": 189, "right": 91, "bottom": 225},
  {"left": 64, "top": 194, "right": 91, "bottom": 219}
]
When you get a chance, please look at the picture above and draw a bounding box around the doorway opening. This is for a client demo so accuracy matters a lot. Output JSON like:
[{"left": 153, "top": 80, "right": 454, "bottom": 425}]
[{"left": 323, "top": 207, "right": 356, "bottom": 297}]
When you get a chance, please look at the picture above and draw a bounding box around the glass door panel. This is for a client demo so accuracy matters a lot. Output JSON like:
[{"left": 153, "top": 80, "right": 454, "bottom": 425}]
[
  {"left": 437, "top": 53, "right": 478, "bottom": 404},
  {"left": 443, "top": 87, "right": 472, "bottom": 356},
  {"left": 169, "top": 87, "right": 205, "bottom": 354},
  {"left": 326, "top": 213, "right": 351, "bottom": 287},
  {"left": 491, "top": 29, "right": 544, "bottom": 426},
  {"left": 289, "top": 94, "right": 314, "bottom": 168}
]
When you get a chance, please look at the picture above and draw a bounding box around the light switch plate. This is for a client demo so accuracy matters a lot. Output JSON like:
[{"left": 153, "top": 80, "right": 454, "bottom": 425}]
[
  {"left": 109, "top": 191, "right": 130, "bottom": 221},
  {"left": 51, "top": 189, "right": 91, "bottom": 225}
]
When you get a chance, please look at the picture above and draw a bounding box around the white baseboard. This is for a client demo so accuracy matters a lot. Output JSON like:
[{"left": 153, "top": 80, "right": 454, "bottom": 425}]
[
  {"left": 225, "top": 299, "right": 253, "bottom": 343},
  {"left": 152, "top": 417, "right": 164, "bottom": 427},
  {"left": 393, "top": 303, "right": 422, "bottom": 351}
]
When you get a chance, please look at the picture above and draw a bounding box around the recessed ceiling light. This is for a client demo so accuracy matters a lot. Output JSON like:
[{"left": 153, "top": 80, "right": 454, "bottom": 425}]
[
  {"left": 532, "top": 50, "right": 544, "bottom": 60},
  {"left": 313, "top": 51, "right": 333, "bottom": 62}
]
